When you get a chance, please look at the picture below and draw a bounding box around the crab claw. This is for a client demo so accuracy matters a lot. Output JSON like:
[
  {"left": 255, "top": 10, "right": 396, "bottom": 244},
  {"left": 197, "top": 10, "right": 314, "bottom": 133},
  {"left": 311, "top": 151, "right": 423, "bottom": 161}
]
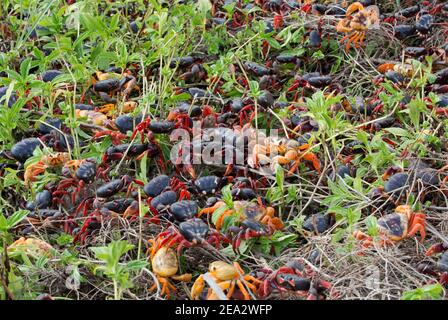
[
  {"left": 190, "top": 274, "right": 205, "bottom": 300},
  {"left": 172, "top": 274, "right": 192, "bottom": 282},
  {"left": 167, "top": 110, "right": 180, "bottom": 121},
  {"left": 345, "top": 2, "right": 364, "bottom": 16},
  {"left": 184, "top": 163, "right": 196, "bottom": 179}
]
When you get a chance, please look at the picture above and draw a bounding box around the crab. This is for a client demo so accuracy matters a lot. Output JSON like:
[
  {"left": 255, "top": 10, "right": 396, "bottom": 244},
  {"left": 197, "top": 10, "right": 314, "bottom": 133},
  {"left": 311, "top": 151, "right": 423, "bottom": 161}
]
[
  {"left": 148, "top": 246, "right": 192, "bottom": 299},
  {"left": 75, "top": 109, "right": 109, "bottom": 126},
  {"left": 147, "top": 218, "right": 226, "bottom": 256},
  {"left": 336, "top": 2, "right": 380, "bottom": 51},
  {"left": 257, "top": 260, "right": 333, "bottom": 300},
  {"left": 249, "top": 136, "right": 321, "bottom": 176},
  {"left": 353, "top": 205, "right": 426, "bottom": 250},
  {"left": 73, "top": 175, "right": 144, "bottom": 219},
  {"left": 423, "top": 242, "right": 448, "bottom": 285},
  {"left": 198, "top": 199, "right": 283, "bottom": 231},
  {"left": 143, "top": 175, "right": 192, "bottom": 221},
  {"left": 92, "top": 129, "right": 128, "bottom": 146},
  {"left": 8, "top": 237, "right": 54, "bottom": 258},
  {"left": 199, "top": 199, "right": 283, "bottom": 251},
  {"left": 72, "top": 198, "right": 144, "bottom": 245},
  {"left": 92, "top": 70, "right": 140, "bottom": 101},
  {"left": 72, "top": 207, "right": 107, "bottom": 244},
  {"left": 52, "top": 158, "right": 104, "bottom": 205},
  {"left": 98, "top": 101, "right": 138, "bottom": 116},
  {"left": 24, "top": 152, "right": 70, "bottom": 186},
  {"left": 190, "top": 261, "right": 262, "bottom": 300}
]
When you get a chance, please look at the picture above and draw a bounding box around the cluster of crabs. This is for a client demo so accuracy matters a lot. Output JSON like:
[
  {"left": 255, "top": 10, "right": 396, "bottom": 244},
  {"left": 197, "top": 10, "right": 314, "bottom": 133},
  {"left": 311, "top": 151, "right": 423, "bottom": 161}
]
[{"left": 1, "top": 0, "right": 448, "bottom": 300}]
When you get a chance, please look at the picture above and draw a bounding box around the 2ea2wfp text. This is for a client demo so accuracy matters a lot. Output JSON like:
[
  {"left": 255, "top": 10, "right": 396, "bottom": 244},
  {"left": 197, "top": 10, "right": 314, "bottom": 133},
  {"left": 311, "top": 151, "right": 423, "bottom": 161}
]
[{"left": 174, "top": 304, "right": 273, "bottom": 318}]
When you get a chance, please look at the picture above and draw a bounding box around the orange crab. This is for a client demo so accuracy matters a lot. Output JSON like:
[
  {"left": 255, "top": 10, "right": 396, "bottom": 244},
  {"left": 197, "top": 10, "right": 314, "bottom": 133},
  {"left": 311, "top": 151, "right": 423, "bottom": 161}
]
[
  {"left": 24, "top": 152, "right": 70, "bottom": 186},
  {"left": 336, "top": 2, "right": 380, "bottom": 51},
  {"left": 198, "top": 199, "right": 283, "bottom": 231},
  {"left": 98, "top": 101, "right": 138, "bottom": 115},
  {"left": 249, "top": 137, "right": 320, "bottom": 176},
  {"left": 191, "top": 261, "right": 262, "bottom": 300},
  {"left": 8, "top": 237, "right": 54, "bottom": 258},
  {"left": 377, "top": 60, "right": 416, "bottom": 77},
  {"left": 353, "top": 205, "right": 426, "bottom": 249}
]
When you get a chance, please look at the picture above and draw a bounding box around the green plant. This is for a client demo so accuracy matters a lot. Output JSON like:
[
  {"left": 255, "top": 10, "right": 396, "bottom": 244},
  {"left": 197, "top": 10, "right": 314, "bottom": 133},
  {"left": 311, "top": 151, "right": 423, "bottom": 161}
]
[
  {"left": 0, "top": 209, "right": 29, "bottom": 299},
  {"left": 401, "top": 284, "right": 444, "bottom": 300},
  {"left": 90, "top": 240, "right": 147, "bottom": 300}
]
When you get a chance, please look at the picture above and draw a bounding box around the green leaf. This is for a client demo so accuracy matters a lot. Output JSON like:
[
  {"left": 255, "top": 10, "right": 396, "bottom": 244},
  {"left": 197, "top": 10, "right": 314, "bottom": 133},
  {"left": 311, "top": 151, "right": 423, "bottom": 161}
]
[
  {"left": 56, "top": 233, "right": 73, "bottom": 246},
  {"left": 401, "top": 284, "right": 444, "bottom": 300},
  {"left": 384, "top": 127, "right": 411, "bottom": 137},
  {"left": 0, "top": 82, "right": 16, "bottom": 107},
  {"left": 356, "top": 131, "right": 369, "bottom": 148},
  {"left": 248, "top": 80, "right": 260, "bottom": 96},
  {"left": 4, "top": 70, "right": 21, "bottom": 82},
  {"left": 346, "top": 208, "right": 361, "bottom": 226},
  {"left": 331, "top": 228, "right": 346, "bottom": 243},
  {"left": 264, "top": 37, "right": 281, "bottom": 49},
  {"left": 353, "top": 176, "right": 363, "bottom": 194},
  {"left": 90, "top": 240, "right": 134, "bottom": 271},
  {"left": 198, "top": 0, "right": 212, "bottom": 16},
  {"left": 237, "top": 239, "right": 249, "bottom": 254},
  {"left": 80, "top": 13, "right": 106, "bottom": 34},
  {"left": 221, "top": 184, "right": 233, "bottom": 208},
  {"left": 407, "top": 98, "right": 427, "bottom": 130},
  {"left": 311, "top": 50, "right": 324, "bottom": 60},
  {"left": 219, "top": 245, "right": 237, "bottom": 259},
  {"left": 0, "top": 214, "right": 8, "bottom": 232},
  {"left": 288, "top": 215, "right": 305, "bottom": 232},
  {"left": 286, "top": 185, "right": 297, "bottom": 204},
  {"left": 7, "top": 210, "right": 29, "bottom": 229},
  {"left": 126, "top": 260, "right": 148, "bottom": 271},
  {"left": 19, "top": 58, "right": 32, "bottom": 78},
  {"left": 138, "top": 153, "right": 148, "bottom": 184},
  {"left": 3, "top": 168, "right": 20, "bottom": 188},
  {"left": 211, "top": 204, "right": 229, "bottom": 226},
  {"left": 272, "top": 232, "right": 297, "bottom": 246},
  {"left": 365, "top": 216, "right": 378, "bottom": 236}
]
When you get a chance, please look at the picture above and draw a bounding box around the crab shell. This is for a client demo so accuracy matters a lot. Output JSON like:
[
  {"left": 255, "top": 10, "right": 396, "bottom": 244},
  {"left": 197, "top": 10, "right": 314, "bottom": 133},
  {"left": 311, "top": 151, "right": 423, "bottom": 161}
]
[
  {"left": 209, "top": 261, "right": 238, "bottom": 281},
  {"left": 336, "top": 3, "right": 380, "bottom": 33},
  {"left": 377, "top": 213, "right": 408, "bottom": 241},
  {"left": 75, "top": 109, "right": 108, "bottom": 126},
  {"left": 42, "top": 152, "right": 70, "bottom": 166},
  {"left": 355, "top": 5, "right": 380, "bottom": 30},
  {"left": 179, "top": 218, "right": 210, "bottom": 242},
  {"left": 233, "top": 201, "right": 264, "bottom": 220},
  {"left": 376, "top": 205, "right": 415, "bottom": 241},
  {"left": 151, "top": 247, "right": 178, "bottom": 278},
  {"left": 8, "top": 237, "right": 53, "bottom": 257}
]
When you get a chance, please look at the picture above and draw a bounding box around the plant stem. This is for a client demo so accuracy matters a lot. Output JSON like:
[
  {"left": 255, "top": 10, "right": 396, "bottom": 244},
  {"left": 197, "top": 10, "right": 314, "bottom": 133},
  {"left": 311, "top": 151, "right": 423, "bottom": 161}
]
[{"left": 113, "top": 279, "right": 119, "bottom": 300}]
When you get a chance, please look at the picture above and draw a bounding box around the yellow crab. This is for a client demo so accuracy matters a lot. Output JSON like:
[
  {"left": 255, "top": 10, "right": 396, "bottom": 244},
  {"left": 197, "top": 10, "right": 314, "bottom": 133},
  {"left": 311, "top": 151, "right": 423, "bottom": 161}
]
[
  {"left": 75, "top": 109, "right": 109, "bottom": 126},
  {"left": 148, "top": 245, "right": 192, "bottom": 299},
  {"left": 191, "top": 261, "right": 262, "bottom": 300}
]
